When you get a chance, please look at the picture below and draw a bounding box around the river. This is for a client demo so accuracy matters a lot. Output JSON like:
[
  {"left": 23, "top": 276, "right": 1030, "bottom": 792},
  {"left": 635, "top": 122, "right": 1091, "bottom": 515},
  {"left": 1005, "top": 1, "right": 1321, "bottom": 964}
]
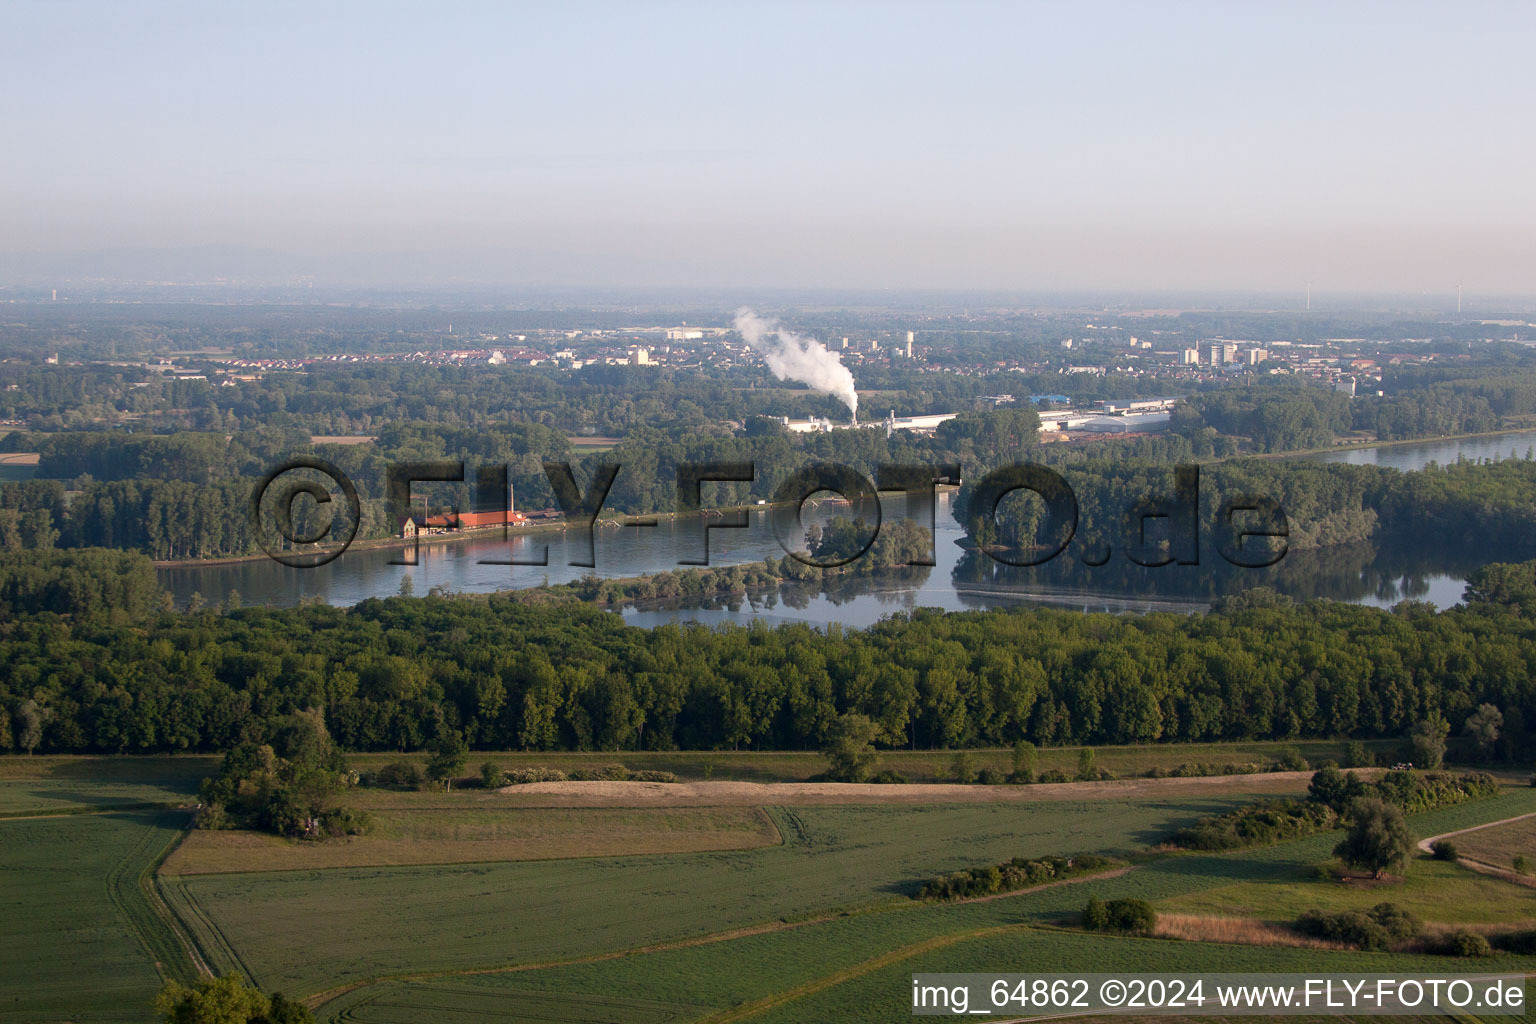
[{"left": 159, "top": 429, "right": 1536, "bottom": 626}]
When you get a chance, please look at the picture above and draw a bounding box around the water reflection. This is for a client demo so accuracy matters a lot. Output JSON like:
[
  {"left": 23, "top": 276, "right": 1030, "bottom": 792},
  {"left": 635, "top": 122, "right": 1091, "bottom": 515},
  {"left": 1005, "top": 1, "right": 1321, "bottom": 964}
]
[{"left": 162, "top": 430, "right": 1536, "bottom": 626}]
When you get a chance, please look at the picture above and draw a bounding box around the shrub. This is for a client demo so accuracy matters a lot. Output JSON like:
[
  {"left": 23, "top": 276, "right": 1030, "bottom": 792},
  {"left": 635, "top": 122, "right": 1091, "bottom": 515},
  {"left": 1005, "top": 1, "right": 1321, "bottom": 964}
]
[
  {"left": 372, "top": 761, "right": 425, "bottom": 789},
  {"left": 568, "top": 763, "right": 629, "bottom": 781},
  {"left": 870, "top": 768, "right": 907, "bottom": 784},
  {"left": 1295, "top": 903, "right": 1420, "bottom": 951},
  {"left": 1009, "top": 741, "right": 1037, "bottom": 784},
  {"left": 1075, "top": 748, "right": 1096, "bottom": 781},
  {"left": 1083, "top": 895, "right": 1109, "bottom": 930},
  {"left": 1098, "top": 898, "right": 1156, "bottom": 934},
  {"left": 1429, "top": 839, "right": 1458, "bottom": 861},
  {"left": 1172, "top": 798, "right": 1338, "bottom": 851},
  {"left": 1343, "top": 740, "right": 1375, "bottom": 768},
  {"left": 1273, "top": 747, "right": 1310, "bottom": 772},
  {"left": 1445, "top": 930, "right": 1493, "bottom": 957},
  {"left": 628, "top": 769, "right": 679, "bottom": 783},
  {"left": 1515, "top": 855, "right": 1530, "bottom": 874},
  {"left": 951, "top": 751, "right": 976, "bottom": 784},
  {"left": 503, "top": 766, "right": 568, "bottom": 784},
  {"left": 918, "top": 852, "right": 1121, "bottom": 901},
  {"left": 478, "top": 761, "right": 500, "bottom": 789},
  {"left": 1038, "top": 768, "right": 1069, "bottom": 784},
  {"left": 978, "top": 767, "right": 1006, "bottom": 785}
]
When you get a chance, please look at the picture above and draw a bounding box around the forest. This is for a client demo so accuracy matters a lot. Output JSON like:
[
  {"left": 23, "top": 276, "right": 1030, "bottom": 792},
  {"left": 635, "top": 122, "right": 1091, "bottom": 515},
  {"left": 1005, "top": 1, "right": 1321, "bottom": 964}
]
[{"left": 1, "top": 544, "right": 1534, "bottom": 758}]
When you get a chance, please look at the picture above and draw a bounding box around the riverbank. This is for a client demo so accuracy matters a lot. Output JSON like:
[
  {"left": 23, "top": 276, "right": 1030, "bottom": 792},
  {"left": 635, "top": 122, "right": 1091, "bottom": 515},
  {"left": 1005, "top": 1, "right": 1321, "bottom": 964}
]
[{"left": 150, "top": 490, "right": 953, "bottom": 569}]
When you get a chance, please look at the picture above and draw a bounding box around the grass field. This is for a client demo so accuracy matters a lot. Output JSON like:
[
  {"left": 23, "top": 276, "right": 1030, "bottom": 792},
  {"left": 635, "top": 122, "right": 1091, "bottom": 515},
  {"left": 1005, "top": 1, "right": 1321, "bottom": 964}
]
[
  {"left": 0, "top": 809, "right": 193, "bottom": 1022},
  {"left": 1450, "top": 812, "right": 1536, "bottom": 872},
  {"left": 315, "top": 796, "right": 1536, "bottom": 1023},
  {"left": 163, "top": 806, "right": 784, "bottom": 874},
  {"left": 163, "top": 795, "right": 1270, "bottom": 996},
  {"left": 0, "top": 755, "right": 209, "bottom": 816}
]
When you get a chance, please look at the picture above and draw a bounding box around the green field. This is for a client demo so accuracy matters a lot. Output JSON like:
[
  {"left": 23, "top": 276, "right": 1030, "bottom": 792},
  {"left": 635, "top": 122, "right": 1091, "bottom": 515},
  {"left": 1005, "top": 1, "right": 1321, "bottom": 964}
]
[
  {"left": 6, "top": 754, "right": 1533, "bottom": 1022},
  {"left": 163, "top": 796, "right": 1270, "bottom": 996},
  {"left": 0, "top": 809, "right": 194, "bottom": 1022},
  {"left": 313, "top": 793, "right": 1536, "bottom": 1023},
  {"left": 0, "top": 755, "right": 209, "bottom": 816}
]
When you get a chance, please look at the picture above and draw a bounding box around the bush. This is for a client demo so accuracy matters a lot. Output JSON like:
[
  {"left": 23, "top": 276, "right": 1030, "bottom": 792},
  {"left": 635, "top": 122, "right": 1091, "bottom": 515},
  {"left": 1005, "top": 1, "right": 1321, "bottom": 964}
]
[
  {"left": 977, "top": 767, "right": 1007, "bottom": 785},
  {"left": 1090, "top": 898, "right": 1156, "bottom": 934},
  {"left": 478, "top": 761, "right": 500, "bottom": 789},
  {"left": 568, "top": 763, "right": 629, "bottom": 781},
  {"left": 1273, "top": 747, "right": 1310, "bottom": 772},
  {"left": 1429, "top": 839, "right": 1458, "bottom": 861},
  {"left": 628, "top": 769, "right": 679, "bottom": 783},
  {"left": 1445, "top": 930, "right": 1493, "bottom": 957},
  {"left": 1343, "top": 741, "right": 1375, "bottom": 768},
  {"left": 1295, "top": 903, "right": 1420, "bottom": 951},
  {"left": 503, "top": 766, "right": 568, "bottom": 784},
  {"left": 1038, "top": 768, "right": 1069, "bottom": 784},
  {"left": 951, "top": 751, "right": 976, "bottom": 784},
  {"left": 870, "top": 768, "right": 907, "bottom": 784},
  {"left": 1075, "top": 748, "right": 1096, "bottom": 781},
  {"left": 1009, "top": 741, "right": 1037, "bottom": 784},
  {"left": 372, "top": 761, "right": 425, "bottom": 789},
  {"left": 918, "top": 852, "right": 1122, "bottom": 901},
  {"left": 1515, "top": 855, "right": 1530, "bottom": 874},
  {"left": 1172, "top": 798, "right": 1338, "bottom": 851}
]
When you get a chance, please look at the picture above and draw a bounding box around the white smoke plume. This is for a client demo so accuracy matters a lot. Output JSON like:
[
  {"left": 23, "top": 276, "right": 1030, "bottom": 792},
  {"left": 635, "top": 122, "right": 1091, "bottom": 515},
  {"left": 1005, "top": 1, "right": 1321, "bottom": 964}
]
[{"left": 733, "top": 307, "right": 858, "bottom": 419}]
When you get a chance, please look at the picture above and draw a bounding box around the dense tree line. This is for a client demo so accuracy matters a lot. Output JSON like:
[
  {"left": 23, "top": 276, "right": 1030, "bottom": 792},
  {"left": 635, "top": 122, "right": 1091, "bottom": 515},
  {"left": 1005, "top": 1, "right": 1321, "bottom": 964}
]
[
  {"left": 2, "top": 559, "right": 1536, "bottom": 755},
  {"left": 956, "top": 455, "right": 1536, "bottom": 561}
]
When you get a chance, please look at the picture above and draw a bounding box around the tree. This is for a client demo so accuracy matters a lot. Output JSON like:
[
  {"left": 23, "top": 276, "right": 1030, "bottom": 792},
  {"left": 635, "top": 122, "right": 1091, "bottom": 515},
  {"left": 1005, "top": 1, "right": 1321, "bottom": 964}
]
[
  {"left": 821, "top": 712, "right": 879, "bottom": 782},
  {"left": 1333, "top": 797, "right": 1414, "bottom": 879},
  {"left": 1010, "top": 740, "right": 1037, "bottom": 784},
  {"left": 426, "top": 732, "right": 469, "bottom": 792},
  {"left": 15, "top": 698, "right": 48, "bottom": 755},
  {"left": 1307, "top": 765, "right": 1350, "bottom": 811},
  {"left": 1408, "top": 715, "right": 1449, "bottom": 769},
  {"left": 1463, "top": 704, "right": 1503, "bottom": 760},
  {"left": 1075, "top": 747, "right": 1096, "bottom": 781},
  {"left": 1082, "top": 895, "right": 1109, "bottom": 930},
  {"left": 154, "top": 975, "right": 314, "bottom": 1024}
]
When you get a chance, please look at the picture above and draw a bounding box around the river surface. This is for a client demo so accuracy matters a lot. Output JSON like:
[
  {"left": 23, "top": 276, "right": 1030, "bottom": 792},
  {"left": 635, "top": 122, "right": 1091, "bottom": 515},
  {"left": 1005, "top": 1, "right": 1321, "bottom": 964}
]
[{"left": 160, "top": 429, "right": 1536, "bottom": 626}]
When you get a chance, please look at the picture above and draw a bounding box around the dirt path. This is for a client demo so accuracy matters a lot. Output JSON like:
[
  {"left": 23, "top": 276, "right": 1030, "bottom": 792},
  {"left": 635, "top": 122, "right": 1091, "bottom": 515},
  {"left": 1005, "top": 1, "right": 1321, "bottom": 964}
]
[
  {"left": 1417, "top": 810, "right": 1536, "bottom": 888},
  {"left": 495, "top": 772, "right": 1321, "bottom": 807}
]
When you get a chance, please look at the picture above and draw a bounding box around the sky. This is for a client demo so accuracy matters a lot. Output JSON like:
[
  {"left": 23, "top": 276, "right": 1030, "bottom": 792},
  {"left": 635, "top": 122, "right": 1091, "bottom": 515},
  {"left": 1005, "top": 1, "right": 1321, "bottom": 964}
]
[{"left": 3, "top": 1, "right": 1534, "bottom": 293}]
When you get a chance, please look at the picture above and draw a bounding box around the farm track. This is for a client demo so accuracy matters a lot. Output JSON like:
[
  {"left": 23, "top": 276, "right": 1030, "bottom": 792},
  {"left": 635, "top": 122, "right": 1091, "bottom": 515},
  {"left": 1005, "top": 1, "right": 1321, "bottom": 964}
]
[
  {"left": 1417, "top": 810, "right": 1536, "bottom": 889},
  {"left": 159, "top": 871, "right": 260, "bottom": 986},
  {"left": 104, "top": 810, "right": 202, "bottom": 986}
]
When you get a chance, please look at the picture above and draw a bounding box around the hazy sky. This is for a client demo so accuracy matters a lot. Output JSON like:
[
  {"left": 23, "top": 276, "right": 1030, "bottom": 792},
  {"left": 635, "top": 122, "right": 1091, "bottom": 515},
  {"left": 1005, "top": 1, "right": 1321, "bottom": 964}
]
[{"left": 4, "top": 1, "right": 1535, "bottom": 292}]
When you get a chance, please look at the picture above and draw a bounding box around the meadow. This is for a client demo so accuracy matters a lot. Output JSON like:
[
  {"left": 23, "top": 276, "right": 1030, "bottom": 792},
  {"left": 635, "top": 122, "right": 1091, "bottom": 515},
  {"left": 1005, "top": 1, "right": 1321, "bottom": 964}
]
[
  {"left": 312, "top": 792, "right": 1536, "bottom": 1023},
  {"left": 0, "top": 754, "right": 208, "bottom": 816},
  {"left": 163, "top": 795, "right": 1269, "bottom": 996}
]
